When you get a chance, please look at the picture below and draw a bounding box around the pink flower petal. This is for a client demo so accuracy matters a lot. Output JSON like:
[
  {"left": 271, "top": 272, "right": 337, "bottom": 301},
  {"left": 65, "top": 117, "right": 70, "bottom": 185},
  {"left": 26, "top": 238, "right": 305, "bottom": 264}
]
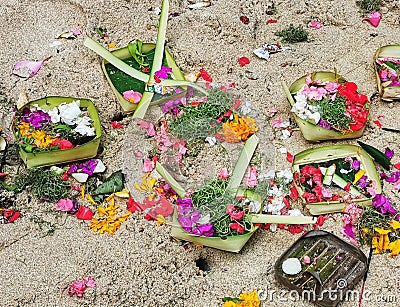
[
  {"left": 122, "top": 90, "right": 142, "bottom": 103},
  {"left": 136, "top": 120, "right": 156, "bottom": 137},
  {"left": 13, "top": 57, "right": 51, "bottom": 78},
  {"left": 142, "top": 158, "right": 154, "bottom": 173},
  {"left": 55, "top": 199, "right": 74, "bottom": 211},
  {"left": 134, "top": 151, "right": 144, "bottom": 158},
  {"left": 83, "top": 276, "right": 96, "bottom": 288},
  {"left": 362, "top": 11, "right": 382, "bottom": 28},
  {"left": 219, "top": 167, "right": 230, "bottom": 179},
  {"left": 394, "top": 180, "right": 400, "bottom": 190},
  {"left": 72, "top": 29, "right": 82, "bottom": 36},
  {"left": 310, "top": 21, "right": 323, "bottom": 29}
]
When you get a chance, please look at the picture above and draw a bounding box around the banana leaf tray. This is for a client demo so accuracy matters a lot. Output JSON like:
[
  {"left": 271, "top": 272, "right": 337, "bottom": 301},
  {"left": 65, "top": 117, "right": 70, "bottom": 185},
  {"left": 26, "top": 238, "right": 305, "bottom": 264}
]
[
  {"left": 292, "top": 144, "right": 382, "bottom": 215},
  {"left": 282, "top": 71, "right": 367, "bottom": 142},
  {"left": 15, "top": 96, "right": 102, "bottom": 168},
  {"left": 102, "top": 43, "right": 186, "bottom": 113},
  {"left": 374, "top": 44, "right": 400, "bottom": 102}
]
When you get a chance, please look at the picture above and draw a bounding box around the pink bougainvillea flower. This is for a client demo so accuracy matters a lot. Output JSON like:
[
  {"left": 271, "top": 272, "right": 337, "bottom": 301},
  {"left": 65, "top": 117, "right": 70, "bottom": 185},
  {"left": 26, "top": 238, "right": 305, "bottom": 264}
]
[
  {"left": 13, "top": 56, "right": 51, "bottom": 78},
  {"left": 393, "top": 180, "right": 400, "bottom": 190},
  {"left": 238, "top": 57, "right": 250, "bottom": 67},
  {"left": 199, "top": 68, "right": 212, "bottom": 82},
  {"left": 363, "top": 11, "right": 382, "bottom": 28},
  {"left": 68, "top": 276, "right": 96, "bottom": 298},
  {"left": 219, "top": 167, "right": 230, "bottom": 179},
  {"left": 226, "top": 204, "right": 244, "bottom": 221},
  {"left": 75, "top": 206, "right": 94, "bottom": 220},
  {"left": 268, "top": 108, "right": 278, "bottom": 117},
  {"left": 309, "top": 21, "right": 323, "bottom": 29},
  {"left": 72, "top": 29, "right": 82, "bottom": 36},
  {"left": 142, "top": 158, "right": 154, "bottom": 173},
  {"left": 136, "top": 120, "right": 156, "bottom": 137},
  {"left": 83, "top": 276, "right": 96, "bottom": 288},
  {"left": 123, "top": 90, "right": 142, "bottom": 103},
  {"left": 154, "top": 66, "right": 172, "bottom": 79},
  {"left": 56, "top": 199, "right": 74, "bottom": 212},
  {"left": 244, "top": 166, "right": 258, "bottom": 188},
  {"left": 68, "top": 280, "right": 86, "bottom": 297}
]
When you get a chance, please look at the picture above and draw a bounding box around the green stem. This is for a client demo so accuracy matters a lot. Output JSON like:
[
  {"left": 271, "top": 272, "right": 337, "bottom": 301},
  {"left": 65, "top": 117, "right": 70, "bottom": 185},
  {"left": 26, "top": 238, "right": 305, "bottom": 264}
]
[
  {"left": 133, "top": 0, "right": 169, "bottom": 119},
  {"left": 84, "top": 37, "right": 148, "bottom": 83}
]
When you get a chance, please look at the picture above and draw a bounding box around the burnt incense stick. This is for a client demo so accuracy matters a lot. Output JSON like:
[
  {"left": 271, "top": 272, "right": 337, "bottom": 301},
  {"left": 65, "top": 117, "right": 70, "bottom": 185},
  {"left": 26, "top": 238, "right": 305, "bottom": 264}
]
[
  {"left": 382, "top": 127, "right": 400, "bottom": 133},
  {"left": 358, "top": 246, "right": 374, "bottom": 307}
]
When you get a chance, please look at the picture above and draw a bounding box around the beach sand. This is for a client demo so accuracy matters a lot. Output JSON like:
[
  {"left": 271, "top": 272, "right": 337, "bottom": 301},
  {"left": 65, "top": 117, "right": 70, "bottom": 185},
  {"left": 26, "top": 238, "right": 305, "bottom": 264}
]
[{"left": 0, "top": 0, "right": 400, "bottom": 306}]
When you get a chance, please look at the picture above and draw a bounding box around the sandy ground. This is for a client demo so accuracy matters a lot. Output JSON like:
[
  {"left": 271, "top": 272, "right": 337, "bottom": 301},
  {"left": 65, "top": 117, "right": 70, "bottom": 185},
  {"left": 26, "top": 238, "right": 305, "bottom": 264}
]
[{"left": 0, "top": 0, "right": 400, "bottom": 306}]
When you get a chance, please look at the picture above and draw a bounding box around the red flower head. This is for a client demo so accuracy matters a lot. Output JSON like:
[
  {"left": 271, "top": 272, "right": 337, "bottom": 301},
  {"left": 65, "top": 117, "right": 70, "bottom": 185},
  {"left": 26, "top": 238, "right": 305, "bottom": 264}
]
[{"left": 230, "top": 222, "right": 245, "bottom": 234}]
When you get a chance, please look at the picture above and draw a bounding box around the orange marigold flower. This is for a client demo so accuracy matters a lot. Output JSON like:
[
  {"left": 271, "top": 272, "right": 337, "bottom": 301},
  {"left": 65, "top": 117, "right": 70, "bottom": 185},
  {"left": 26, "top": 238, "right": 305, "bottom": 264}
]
[{"left": 222, "top": 114, "right": 258, "bottom": 143}]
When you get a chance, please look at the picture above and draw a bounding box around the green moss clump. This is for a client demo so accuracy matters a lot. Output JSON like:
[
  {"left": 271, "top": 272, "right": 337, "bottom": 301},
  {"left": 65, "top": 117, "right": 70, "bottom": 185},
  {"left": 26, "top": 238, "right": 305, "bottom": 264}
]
[
  {"left": 13, "top": 169, "right": 70, "bottom": 202},
  {"left": 356, "top": 0, "right": 381, "bottom": 14},
  {"left": 276, "top": 24, "right": 308, "bottom": 43}
]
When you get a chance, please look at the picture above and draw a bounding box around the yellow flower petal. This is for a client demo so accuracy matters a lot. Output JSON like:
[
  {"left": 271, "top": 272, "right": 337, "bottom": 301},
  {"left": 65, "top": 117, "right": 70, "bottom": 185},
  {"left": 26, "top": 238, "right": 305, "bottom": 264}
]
[
  {"left": 390, "top": 220, "right": 400, "bottom": 230},
  {"left": 388, "top": 239, "right": 400, "bottom": 257},
  {"left": 114, "top": 190, "right": 130, "bottom": 198},
  {"left": 105, "top": 193, "right": 115, "bottom": 202},
  {"left": 374, "top": 228, "right": 392, "bottom": 235},
  {"left": 81, "top": 186, "right": 85, "bottom": 199},
  {"left": 353, "top": 169, "right": 366, "bottom": 185},
  {"left": 86, "top": 194, "right": 96, "bottom": 205},
  {"left": 157, "top": 214, "right": 166, "bottom": 226}
]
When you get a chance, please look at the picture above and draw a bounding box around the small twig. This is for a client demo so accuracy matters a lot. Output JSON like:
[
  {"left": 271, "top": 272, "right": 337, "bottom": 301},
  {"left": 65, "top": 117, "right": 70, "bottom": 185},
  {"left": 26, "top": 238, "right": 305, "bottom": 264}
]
[
  {"left": 358, "top": 246, "right": 374, "bottom": 307},
  {"left": 1, "top": 232, "right": 30, "bottom": 250}
]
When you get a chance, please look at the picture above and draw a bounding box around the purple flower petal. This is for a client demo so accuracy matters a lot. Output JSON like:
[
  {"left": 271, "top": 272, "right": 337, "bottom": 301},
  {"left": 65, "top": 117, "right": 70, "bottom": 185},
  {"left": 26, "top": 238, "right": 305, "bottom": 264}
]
[
  {"left": 351, "top": 159, "right": 360, "bottom": 170},
  {"left": 385, "top": 148, "right": 394, "bottom": 160}
]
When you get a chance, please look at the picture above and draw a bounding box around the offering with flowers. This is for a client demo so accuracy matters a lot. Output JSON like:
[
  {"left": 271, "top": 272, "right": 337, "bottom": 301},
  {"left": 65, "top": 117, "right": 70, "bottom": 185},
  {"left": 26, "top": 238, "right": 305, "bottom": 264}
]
[
  {"left": 13, "top": 97, "right": 101, "bottom": 168},
  {"left": 374, "top": 44, "right": 400, "bottom": 101},
  {"left": 292, "top": 144, "right": 382, "bottom": 215},
  {"left": 283, "top": 71, "right": 369, "bottom": 141},
  {"left": 155, "top": 134, "right": 316, "bottom": 252},
  {"left": 85, "top": 0, "right": 193, "bottom": 116}
]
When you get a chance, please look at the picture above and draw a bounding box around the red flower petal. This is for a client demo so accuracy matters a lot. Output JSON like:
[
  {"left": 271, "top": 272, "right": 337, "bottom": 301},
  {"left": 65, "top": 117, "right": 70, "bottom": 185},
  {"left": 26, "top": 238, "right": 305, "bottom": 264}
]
[
  {"left": 373, "top": 120, "right": 382, "bottom": 128},
  {"left": 238, "top": 57, "right": 250, "bottom": 67},
  {"left": 111, "top": 121, "right": 123, "bottom": 129},
  {"left": 240, "top": 16, "right": 249, "bottom": 24},
  {"left": 199, "top": 68, "right": 213, "bottom": 82},
  {"left": 233, "top": 99, "right": 241, "bottom": 110},
  {"left": 61, "top": 172, "right": 69, "bottom": 181},
  {"left": 289, "top": 184, "right": 299, "bottom": 201},
  {"left": 154, "top": 75, "right": 161, "bottom": 83},
  {"left": 8, "top": 211, "right": 21, "bottom": 223},
  {"left": 286, "top": 152, "right": 294, "bottom": 163},
  {"left": 266, "top": 19, "right": 278, "bottom": 24},
  {"left": 343, "top": 182, "right": 351, "bottom": 192},
  {"left": 127, "top": 196, "right": 143, "bottom": 213},
  {"left": 394, "top": 163, "right": 400, "bottom": 170},
  {"left": 75, "top": 206, "right": 94, "bottom": 220},
  {"left": 0, "top": 172, "right": 7, "bottom": 177}
]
